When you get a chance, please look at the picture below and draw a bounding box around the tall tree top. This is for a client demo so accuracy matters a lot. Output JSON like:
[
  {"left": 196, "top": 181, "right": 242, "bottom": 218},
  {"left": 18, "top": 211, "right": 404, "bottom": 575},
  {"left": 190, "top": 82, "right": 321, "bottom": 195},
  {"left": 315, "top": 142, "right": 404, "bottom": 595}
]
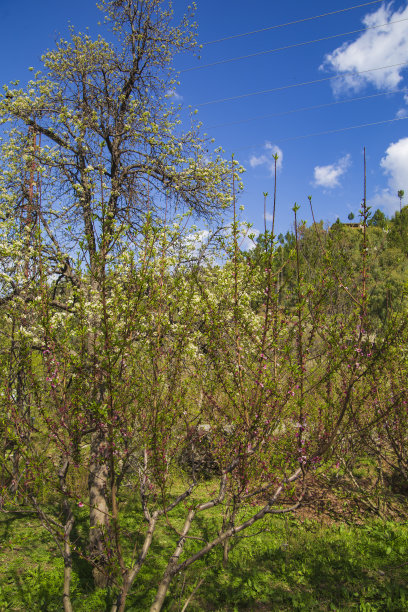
[{"left": 0, "top": 0, "right": 238, "bottom": 280}]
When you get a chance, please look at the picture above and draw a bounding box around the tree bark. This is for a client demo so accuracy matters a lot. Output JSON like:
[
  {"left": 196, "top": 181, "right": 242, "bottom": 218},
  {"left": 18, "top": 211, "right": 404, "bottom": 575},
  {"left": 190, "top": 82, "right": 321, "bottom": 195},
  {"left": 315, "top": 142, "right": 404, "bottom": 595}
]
[
  {"left": 59, "top": 458, "right": 75, "bottom": 612},
  {"left": 62, "top": 526, "right": 74, "bottom": 612},
  {"left": 110, "top": 512, "right": 159, "bottom": 612},
  {"left": 150, "top": 509, "right": 195, "bottom": 612},
  {"left": 88, "top": 427, "right": 110, "bottom": 588}
]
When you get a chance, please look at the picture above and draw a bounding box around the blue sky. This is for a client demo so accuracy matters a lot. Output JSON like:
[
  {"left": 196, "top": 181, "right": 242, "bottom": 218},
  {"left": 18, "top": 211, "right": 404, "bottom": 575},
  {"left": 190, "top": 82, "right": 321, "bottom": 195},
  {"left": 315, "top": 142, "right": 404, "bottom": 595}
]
[{"left": 1, "top": 0, "right": 408, "bottom": 239}]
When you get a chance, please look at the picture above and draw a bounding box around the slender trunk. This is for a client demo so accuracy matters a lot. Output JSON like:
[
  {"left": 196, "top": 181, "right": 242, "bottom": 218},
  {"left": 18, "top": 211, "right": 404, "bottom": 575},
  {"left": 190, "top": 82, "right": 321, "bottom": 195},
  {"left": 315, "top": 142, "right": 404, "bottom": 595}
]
[
  {"left": 151, "top": 471, "right": 302, "bottom": 612},
  {"left": 89, "top": 427, "right": 110, "bottom": 588},
  {"left": 62, "top": 521, "right": 74, "bottom": 612},
  {"left": 150, "top": 509, "right": 195, "bottom": 612},
  {"left": 150, "top": 567, "right": 175, "bottom": 612},
  {"left": 222, "top": 538, "right": 230, "bottom": 568},
  {"left": 59, "top": 458, "right": 75, "bottom": 612},
  {"left": 180, "top": 577, "right": 205, "bottom": 612},
  {"left": 86, "top": 268, "right": 111, "bottom": 588},
  {"left": 111, "top": 513, "right": 159, "bottom": 612},
  {"left": 9, "top": 450, "right": 20, "bottom": 494},
  {"left": 221, "top": 504, "right": 236, "bottom": 568},
  {"left": 10, "top": 368, "right": 26, "bottom": 495},
  {"left": 111, "top": 578, "right": 130, "bottom": 612}
]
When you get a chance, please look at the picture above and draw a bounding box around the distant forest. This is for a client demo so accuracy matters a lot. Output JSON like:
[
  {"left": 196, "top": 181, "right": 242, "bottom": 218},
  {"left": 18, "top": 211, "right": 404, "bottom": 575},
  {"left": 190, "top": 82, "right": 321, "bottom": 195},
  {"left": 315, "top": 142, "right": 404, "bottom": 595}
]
[{"left": 248, "top": 204, "right": 408, "bottom": 330}]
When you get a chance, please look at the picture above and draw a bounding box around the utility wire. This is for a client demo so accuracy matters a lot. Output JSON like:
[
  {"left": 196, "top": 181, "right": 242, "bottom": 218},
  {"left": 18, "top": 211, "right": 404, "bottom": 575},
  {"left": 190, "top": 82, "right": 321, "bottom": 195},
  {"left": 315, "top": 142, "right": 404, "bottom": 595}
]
[
  {"left": 201, "top": 0, "right": 383, "bottom": 45},
  {"left": 195, "top": 62, "right": 408, "bottom": 107},
  {"left": 183, "top": 17, "right": 408, "bottom": 73},
  {"left": 280, "top": 115, "right": 408, "bottom": 143},
  {"left": 207, "top": 88, "right": 408, "bottom": 130},
  {"left": 228, "top": 115, "right": 408, "bottom": 152}
]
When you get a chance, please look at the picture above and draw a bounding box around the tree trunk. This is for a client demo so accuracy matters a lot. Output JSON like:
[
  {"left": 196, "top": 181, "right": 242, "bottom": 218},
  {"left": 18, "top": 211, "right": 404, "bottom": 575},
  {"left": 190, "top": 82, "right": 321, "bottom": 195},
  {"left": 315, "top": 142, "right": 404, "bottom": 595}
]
[
  {"left": 9, "top": 450, "right": 20, "bottom": 494},
  {"left": 62, "top": 527, "right": 74, "bottom": 612},
  {"left": 111, "top": 578, "right": 131, "bottom": 612},
  {"left": 150, "top": 509, "right": 195, "bottom": 612},
  {"left": 59, "top": 458, "right": 75, "bottom": 612},
  {"left": 88, "top": 427, "right": 110, "bottom": 588},
  {"left": 109, "top": 512, "right": 159, "bottom": 612},
  {"left": 150, "top": 568, "right": 175, "bottom": 612}
]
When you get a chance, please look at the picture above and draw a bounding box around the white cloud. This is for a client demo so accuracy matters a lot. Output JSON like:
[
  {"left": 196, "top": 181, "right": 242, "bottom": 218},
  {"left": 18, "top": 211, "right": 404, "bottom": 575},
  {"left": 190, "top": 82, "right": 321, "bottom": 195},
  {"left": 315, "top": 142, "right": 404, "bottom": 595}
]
[
  {"left": 239, "top": 226, "right": 260, "bottom": 251},
  {"left": 371, "top": 137, "right": 408, "bottom": 213},
  {"left": 381, "top": 137, "right": 408, "bottom": 190},
  {"left": 396, "top": 91, "right": 408, "bottom": 118},
  {"left": 249, "top": 142, "right": 283, "bottom": 175},
  {"left": 396, "top": 107, "right": 408, "bottom": 118},
  {"left": 370, "top": 188, "right": 398, "bottom": 214},
  {"left": 313, "top": 154, "right": 351, "bottom": 188},
  {"left": 321, "top": 3, "right": 408, "bottom": 94},
  {"left": 166, "top": 89, "right": 183, "bottom": 102}
]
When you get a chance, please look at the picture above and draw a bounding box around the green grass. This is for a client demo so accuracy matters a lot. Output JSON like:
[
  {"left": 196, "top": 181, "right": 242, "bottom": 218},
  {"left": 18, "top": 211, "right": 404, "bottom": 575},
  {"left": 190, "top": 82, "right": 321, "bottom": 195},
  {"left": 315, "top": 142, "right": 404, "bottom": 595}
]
[
  {"left": 183, "top": 518, "right": 408, "bottom": 611},
  {"left": 1, "top": 507, "right": 408, "bottom": 611}
]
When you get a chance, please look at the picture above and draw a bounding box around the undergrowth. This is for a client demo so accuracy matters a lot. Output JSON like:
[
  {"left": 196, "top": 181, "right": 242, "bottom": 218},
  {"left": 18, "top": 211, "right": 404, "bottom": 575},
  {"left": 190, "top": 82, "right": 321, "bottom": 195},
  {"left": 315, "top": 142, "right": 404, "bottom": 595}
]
[{"left": 0, "top": 507, "right": 407, "bottom": 611}]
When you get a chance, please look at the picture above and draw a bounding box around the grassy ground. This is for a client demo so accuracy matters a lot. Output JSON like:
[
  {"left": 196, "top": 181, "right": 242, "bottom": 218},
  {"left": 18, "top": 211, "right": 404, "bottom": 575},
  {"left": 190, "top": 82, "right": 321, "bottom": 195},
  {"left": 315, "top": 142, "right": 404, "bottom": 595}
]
[{"left": 0, "top": 506, "right": 407, "bottom": 611}]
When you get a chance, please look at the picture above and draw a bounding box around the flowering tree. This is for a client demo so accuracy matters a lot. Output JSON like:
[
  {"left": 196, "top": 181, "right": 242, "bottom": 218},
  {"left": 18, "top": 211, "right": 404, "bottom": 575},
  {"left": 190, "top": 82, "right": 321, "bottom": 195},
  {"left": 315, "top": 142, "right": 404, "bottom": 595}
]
[
  {"left": 0, "top": 204, "right": 378, "bottom": 611},
  {"left": 0, "top": 0, "right": 235, "bottom": 594},
  {"left": 1, "top": 174, "right": 402, "bottom": 612},
  {"left": 0, "top": 1, "right": 404, "bottom": 611}
]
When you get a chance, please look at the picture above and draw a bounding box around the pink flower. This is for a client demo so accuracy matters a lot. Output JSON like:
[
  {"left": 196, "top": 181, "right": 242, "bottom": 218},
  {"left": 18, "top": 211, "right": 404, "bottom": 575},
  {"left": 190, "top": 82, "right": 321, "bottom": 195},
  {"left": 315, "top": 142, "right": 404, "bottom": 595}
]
[{"left": 78, "top": 502, "right": 84, "bottom": 507}]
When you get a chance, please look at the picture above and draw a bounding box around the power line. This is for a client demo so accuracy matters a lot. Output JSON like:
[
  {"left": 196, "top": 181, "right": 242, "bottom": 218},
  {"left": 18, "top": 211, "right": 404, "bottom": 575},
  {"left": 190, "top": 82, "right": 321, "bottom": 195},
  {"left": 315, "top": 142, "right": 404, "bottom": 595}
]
[
  {"left": 280, "top": 114, "right": 408, "bottom": 143},
  {"left": 195, "top": 62, "right": 408, "bottom": 107},
  {"left": 183, "top": 17, "right": 408, "bottom": 73},
  {"left": 207, "top": 88, "right": 408, "bottom": 130},
  {"left": 201, "top": 0, "right": 383, "bottom": 45},
  {"left": 229, "top": 115, "right": 408, "bottom": 152}
]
